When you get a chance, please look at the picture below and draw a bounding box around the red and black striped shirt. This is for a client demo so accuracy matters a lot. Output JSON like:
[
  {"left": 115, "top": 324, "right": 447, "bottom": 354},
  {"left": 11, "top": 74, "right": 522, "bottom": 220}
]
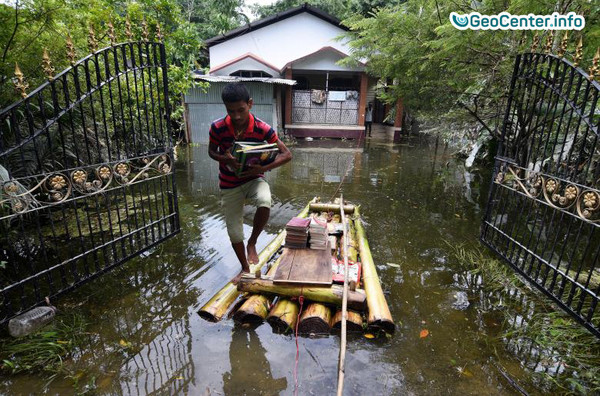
[{"left": 209, "top": 113, "right": 278, "bottom": 189}]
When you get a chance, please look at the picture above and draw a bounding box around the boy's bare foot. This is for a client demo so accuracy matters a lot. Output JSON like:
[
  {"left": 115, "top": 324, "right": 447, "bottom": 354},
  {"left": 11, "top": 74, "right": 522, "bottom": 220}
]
[
  {"left": 247, "top": 243, "right": 259, "bottom": 265},
  {"left": 232, "top": 270, "right": 250, "bottom": 285}
]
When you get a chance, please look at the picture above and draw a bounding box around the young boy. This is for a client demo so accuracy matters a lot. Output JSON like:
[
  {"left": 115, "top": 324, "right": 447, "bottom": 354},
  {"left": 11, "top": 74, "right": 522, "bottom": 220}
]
[{"left": 208, "top": 83, "right": 292, "bottom": 283}]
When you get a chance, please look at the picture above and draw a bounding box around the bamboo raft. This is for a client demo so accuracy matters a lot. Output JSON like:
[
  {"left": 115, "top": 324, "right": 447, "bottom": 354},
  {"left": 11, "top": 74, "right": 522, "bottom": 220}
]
[{"left": 198, "top": 198, "right": 395, "bottom": 336}]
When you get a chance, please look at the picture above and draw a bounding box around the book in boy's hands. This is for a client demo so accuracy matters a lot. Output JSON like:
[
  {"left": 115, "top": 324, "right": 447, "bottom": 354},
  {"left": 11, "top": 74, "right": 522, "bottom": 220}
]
[{"left": 229, "top": 141, "right": 279, "bottom": 176}]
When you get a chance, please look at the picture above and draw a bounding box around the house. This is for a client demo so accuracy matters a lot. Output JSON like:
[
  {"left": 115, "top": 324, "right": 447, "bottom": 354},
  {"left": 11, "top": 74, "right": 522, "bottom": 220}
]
[{"left": 184, "top": 4, "right": 404, "bottom": 143}]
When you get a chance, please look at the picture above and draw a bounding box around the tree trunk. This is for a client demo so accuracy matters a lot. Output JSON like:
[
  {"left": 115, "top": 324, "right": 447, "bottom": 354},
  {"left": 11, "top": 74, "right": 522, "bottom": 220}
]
[
  {"left": 237, "top": 278, "right": 367, "bottom": 311},
  {"left": 309, "top": 203, "right": 355, "bottom": 214},
  {"left": 331, "top": 310, "right": 364, "bottom": 333},
  {"left": 232, "top": 255, "right": 285, "bottom": 325},
  {"left": 232, "top": 295, "right": 271, "bottom": 326},
  {"left": 298, "top": 303, "right": 332, "bottom": 334},
  {"left": 266, "top": 298, "right": 299, "bottom": 333},
  {"left": 354, "top": 209, "right": 395, "bottom": 334}
]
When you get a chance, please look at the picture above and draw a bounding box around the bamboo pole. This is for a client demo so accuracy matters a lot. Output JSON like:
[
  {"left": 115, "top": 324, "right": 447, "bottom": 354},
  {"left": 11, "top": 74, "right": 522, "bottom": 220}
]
[
  {"left": 354, "top": 207, "right": 395, "bottom": 334},
  {"left": 267, "top": 298, "right": 299, "bottom": 333},
  {"left": 331, "top": 310, "right": 363, "bottom": 333},
  {"left": 309, "top": 203, "right": 355, "bottom": 214},
  {"left": 232, "top": 255, "right": 284, "bottom": 325},
  {"left": 198, "top": 199, "right": 316, "bottom": 322},
  {"left": 298, "top": 303, "right": 332, "bottom": 334},
  {"left": 236, "top": 279, "right": 367, "bottom": 311},
  {"left": 336, "top": 196, "right": 350, "bottom": 396}
]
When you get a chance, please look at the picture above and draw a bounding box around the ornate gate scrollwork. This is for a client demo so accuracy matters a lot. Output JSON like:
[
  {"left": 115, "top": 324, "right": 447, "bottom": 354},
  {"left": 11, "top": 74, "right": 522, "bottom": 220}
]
[
  {"left": 482, "top": 36, "right": 600, "bottom": 338},
  {"left": 0, "top": 30, "right": 180, "bottom": 324}
]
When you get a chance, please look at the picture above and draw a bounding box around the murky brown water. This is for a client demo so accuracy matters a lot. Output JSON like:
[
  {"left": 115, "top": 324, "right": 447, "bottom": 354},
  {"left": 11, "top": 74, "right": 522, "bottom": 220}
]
[{"left": 1, "top": 133, "right": 563, "bottom": 395}]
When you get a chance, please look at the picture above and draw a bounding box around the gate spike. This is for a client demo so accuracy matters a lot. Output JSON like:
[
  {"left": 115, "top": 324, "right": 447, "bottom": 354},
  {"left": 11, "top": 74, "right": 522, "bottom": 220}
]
[
  {"left": 557, "top": 31, "right": 568, "bottom": 58},
  {"left": 66, "top": 34, "right": 76, "bottom": 65},
  {"left": 88, "top": 24, "right": 98, "bottom": 53},
  {"left": 125, "top": 17, "right": 133, "bottom": 41},
  {"left": 14, "top": 63, "right": 28, "bottom": 98},
  {"left": 589, "top": 47, "right": 599, "bottom": 81},
  {"left": 108, "top": 21, "right": 116, "bottom": 46},
  {"left": 42, "top": 48, "right": 55, "bottom": 80},
  {"left": 531, "top": 32, "right": 539, "bottom": 53},
  {"left": 574, "top": 37, "right": 583, "bottom": 67},
  {"left": 142, "top": 19, "right": 149, "bottom": 42},
  {"left": 544, "top": 31, "right": 554, "bottom": 54},
  {"left": 156, "top": 22, "right": 163, "bottom": 42}
]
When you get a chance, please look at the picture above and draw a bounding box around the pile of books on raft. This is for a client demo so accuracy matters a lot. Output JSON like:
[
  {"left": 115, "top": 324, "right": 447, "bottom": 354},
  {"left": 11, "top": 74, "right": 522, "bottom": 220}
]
[
  {"left": 285, "top": 217, "right": 310, "bottom": 248},
  {"left": 309, "top": 217, "right": 328, "bottom": 250}
]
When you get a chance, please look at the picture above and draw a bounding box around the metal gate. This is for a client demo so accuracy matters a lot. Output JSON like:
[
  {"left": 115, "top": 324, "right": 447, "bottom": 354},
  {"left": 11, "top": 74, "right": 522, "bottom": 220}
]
[
  {"left": 0, "top": 32, "right": 180, "bottom": 324},
  {"left": 481, "top": 35, "right": 600, "bottom": 337}
]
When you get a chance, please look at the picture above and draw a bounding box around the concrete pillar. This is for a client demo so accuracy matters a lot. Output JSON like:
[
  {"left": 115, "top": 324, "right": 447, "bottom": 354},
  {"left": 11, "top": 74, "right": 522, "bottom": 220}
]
[
  {"left": 285, "top": 68, "right": 292, "bottom": 126},
  {"left": 393, "top": 98, "right": 404, "bottom": 142},
  {"left": 358, "top": 72, "right": 368, "bottom": 126},
  {"left": 394, "top": 98, "right": 403, "bottom": 129}
]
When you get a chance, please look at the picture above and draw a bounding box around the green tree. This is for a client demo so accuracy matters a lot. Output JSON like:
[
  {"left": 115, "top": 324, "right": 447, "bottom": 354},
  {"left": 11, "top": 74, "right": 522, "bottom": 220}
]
[
  {"left": 251, "top": 0, "right": 405, "bottom": 20},
  {"left": 342, "top": 0, "right": 600, "bottom": 153},
  {"left": 0, "top": 0, "right": 206, "bottom": 136}
]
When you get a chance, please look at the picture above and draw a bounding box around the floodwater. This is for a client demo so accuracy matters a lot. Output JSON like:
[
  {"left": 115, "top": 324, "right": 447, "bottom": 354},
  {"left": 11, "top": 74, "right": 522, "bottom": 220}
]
[{"left": 0, "top": 133, "right": 565, "bottom": 395}]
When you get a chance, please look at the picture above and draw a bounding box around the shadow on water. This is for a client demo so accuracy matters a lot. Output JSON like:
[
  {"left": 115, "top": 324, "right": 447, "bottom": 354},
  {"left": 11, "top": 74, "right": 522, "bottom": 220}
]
[{"left": 1, "top": 134, "right": 595, "bottom": 395}]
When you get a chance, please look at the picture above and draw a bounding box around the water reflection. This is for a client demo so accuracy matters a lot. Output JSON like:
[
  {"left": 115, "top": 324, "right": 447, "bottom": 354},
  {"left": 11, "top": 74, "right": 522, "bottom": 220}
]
[
  {"left": 3, "top": 134, "right": 584, "bottom": 395},
  {"left": 223, "top": 328, "right": 287, "bottom": 396}
]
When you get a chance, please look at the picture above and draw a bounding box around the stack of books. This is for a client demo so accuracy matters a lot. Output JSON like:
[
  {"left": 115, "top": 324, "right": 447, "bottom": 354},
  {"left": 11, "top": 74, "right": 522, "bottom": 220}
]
[
  {"left": 229, "top": 141, "right": 279, "bottom": 176},
  {"left": 285, "top": 217, "right": 311, "bottom": 248},
  {"left": 309, "top": 217, "right": 328, "bottom": 250}
]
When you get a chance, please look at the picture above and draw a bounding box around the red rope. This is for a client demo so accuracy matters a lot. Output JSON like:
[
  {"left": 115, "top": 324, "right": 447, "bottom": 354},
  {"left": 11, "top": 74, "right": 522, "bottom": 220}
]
[{"left": 293, "top": 294, "right": 305, "bottom": 396}]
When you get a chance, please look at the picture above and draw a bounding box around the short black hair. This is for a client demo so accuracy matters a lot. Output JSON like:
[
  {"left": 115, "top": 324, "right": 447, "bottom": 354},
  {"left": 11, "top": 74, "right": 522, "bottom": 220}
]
[{"left": 221, "top": 82, "right": 250, "bottom": 103}]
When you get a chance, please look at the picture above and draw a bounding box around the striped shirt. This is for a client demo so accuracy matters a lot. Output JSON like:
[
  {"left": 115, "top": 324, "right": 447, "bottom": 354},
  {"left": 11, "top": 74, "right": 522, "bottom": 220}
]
[{"left": 209, "top": 113, "right": 278, "bottom": 189}]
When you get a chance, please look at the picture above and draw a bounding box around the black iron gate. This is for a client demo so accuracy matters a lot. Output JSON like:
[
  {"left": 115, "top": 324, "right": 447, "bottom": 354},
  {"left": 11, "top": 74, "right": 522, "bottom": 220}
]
[
  {"left": 0, "top": 32, "right": 180, "bottom": 324},
  {"left": 481, "top": 36, "right": 600, "bottom": 337}
]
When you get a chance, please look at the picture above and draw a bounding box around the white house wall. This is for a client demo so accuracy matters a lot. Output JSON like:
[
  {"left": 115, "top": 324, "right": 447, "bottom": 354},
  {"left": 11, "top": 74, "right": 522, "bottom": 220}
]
[
  {"left": 213, "top": 57, "right": 279, "bottom": 76},
  {"left": 210, "top": 13, "right": 355, "bottom": 76},
  {"left": 292, "top": 51, "right": 363, "bottom": 72}
]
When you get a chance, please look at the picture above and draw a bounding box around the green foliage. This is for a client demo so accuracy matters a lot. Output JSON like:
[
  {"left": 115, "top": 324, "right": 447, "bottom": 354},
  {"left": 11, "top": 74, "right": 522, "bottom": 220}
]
[
  {"left": 0, "top": 312, "right": 88, "bottom": 375},
  {"left": 0, "top": 0, "right": 212, "bottom": 136},
  {"left": 341, "top": 0, "right": 600, "bottom": 150},
  {"left": 447, "top": 243, "right": 600, "bottom": 394},
  {"left": 250, "top": 0, "right": 405, "bottom": 20}
]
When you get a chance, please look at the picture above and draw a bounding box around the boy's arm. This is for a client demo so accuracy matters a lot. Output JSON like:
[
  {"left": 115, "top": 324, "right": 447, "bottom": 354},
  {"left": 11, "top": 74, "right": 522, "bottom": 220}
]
[
  {"left": 239, "top": 138, "right": 292, "bottom": 177},
  {"left": 208, "top": 142, "right": 241, "bottom": 170}
]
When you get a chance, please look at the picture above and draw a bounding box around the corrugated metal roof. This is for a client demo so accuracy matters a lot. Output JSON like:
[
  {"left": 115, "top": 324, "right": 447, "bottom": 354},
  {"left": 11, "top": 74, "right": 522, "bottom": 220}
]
[{"left": 192, "top": 74, "right": 296, "bottom": 86}]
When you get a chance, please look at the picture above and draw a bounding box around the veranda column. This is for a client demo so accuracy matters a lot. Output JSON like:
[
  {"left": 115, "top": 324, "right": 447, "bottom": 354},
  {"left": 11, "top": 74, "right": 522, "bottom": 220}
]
[
  {"left": 285, "top": 68, "right": 292, "bottom": 126},
  {"left": 394, "top": 97, "right": 404, "bottom": 142},
  {"left": 358, "top": 72, "right": 368, "bottom": 127}
]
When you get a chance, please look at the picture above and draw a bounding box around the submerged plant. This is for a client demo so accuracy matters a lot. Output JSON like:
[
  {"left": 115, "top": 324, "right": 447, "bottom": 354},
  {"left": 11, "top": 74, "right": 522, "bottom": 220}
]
[
  {"left": 0, "top": 313, "right": 88, "bottom": 375},
  {"left": 447, "top": 242, "right": 600, "bottom": 394}
]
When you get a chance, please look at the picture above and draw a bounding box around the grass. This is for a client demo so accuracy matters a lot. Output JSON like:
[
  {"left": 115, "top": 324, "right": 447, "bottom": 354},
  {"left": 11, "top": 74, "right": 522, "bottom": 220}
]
[
  {"left": 0, "top": 312, "right": 95, "bottom": 393},
  {"left": 447, "top": 242, "right": 600, "bottom": 395}
]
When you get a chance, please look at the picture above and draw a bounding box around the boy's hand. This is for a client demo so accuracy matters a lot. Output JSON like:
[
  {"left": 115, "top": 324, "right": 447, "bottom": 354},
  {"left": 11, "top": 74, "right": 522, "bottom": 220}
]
[
  {"left": 223, "top": 148, "right": 241, "bottom": 170},
  {"left": 239, "top": 163, "right": 265, "bottom": 178}
]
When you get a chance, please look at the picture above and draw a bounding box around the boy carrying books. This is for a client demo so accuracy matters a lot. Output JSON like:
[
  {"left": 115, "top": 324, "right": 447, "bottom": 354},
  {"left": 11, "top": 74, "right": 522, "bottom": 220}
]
[{"left": 208, "top": 83, "right": 292, "bottom": 283}]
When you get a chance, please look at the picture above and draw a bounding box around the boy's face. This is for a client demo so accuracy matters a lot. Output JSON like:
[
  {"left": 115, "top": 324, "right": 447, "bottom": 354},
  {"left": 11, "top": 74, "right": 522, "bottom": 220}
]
[{"left": 225, "top": 99, "right": 253, "bottom": 129}]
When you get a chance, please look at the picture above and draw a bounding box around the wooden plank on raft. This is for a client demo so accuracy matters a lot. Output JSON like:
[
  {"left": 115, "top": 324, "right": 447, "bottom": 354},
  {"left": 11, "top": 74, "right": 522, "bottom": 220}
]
[
  {"left": 272, "top": 247, "right": 296, "bottom": 281},
  {"left": 273, "top": 242, "right": 332, "bottom": 285}
]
